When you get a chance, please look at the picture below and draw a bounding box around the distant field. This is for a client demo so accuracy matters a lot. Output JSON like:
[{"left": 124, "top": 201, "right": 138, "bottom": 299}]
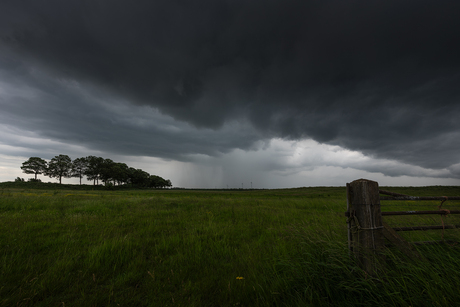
[{"left": 1, "top": 183, "right": 460, "bottom": 306}]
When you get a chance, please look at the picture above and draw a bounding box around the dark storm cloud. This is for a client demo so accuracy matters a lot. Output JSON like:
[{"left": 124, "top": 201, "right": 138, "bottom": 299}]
[
  {"left": 0, "top": 63, "right": 264, "bottom": 162},
  {"left": 1, "top": 0, "right": 460, "bottom": 170}
]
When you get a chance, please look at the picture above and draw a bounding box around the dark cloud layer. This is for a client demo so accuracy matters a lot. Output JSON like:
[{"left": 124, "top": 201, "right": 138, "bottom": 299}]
[{"left": 1, "top": 0, "right": 460, "bottom": 170}]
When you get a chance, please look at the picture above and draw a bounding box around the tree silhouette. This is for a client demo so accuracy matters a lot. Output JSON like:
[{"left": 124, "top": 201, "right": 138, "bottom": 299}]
[
  {"left": 85, "top": 156, "right": 104, "bottom": 185},
  {"left": 45, "top": 154, "right": 72, "bottom": 184},
  {"left": 148, "top": 175, "right": 172, "bottom": 188},
  {"left": 71, "top": 157, "right": 88, "bottom": 185},
  {"left": 20, "top": 157, "right": 48, "bottom": 180},
  {"left": 19, "top": 154, "right": 172, "bottom": 188}
]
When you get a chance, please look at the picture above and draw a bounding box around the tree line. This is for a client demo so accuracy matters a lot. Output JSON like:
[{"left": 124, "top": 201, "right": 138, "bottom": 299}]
[{"left": 19, "top": 155, "right": 172, "bottom": 188}]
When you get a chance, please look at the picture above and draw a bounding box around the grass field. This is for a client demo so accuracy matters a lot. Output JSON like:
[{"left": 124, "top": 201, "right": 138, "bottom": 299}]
[{"left": 1, "top": 182, "right": 460, "bottom": 306}]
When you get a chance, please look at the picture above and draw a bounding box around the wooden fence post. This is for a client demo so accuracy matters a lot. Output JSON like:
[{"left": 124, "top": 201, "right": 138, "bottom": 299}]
[{"left": 347, "top": 179, "right": 385, "bottom": 275}]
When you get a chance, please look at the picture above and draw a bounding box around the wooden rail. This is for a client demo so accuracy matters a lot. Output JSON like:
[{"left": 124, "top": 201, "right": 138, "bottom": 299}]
[
  {"left": 345, "top": 210, "right": 460, "bottom": 217},
  {"left": 392, "top": 225, "right": 460, "bottom": 231},
  {"left": 382, "top": 210, "right": 460, "bottom": 216},
  {"left": 379, "top": 189, "right": 460, "bottom": 201}
]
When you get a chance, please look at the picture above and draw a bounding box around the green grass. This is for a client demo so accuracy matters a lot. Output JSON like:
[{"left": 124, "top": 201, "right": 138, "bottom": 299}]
[{"left": 1, "top": 183, "right": 460, "bottom": 306}]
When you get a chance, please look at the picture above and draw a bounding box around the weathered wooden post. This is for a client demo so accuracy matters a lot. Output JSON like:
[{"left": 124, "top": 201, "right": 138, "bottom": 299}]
[{"left": 347, "top": 179, "right": 384, "bottom": 275}]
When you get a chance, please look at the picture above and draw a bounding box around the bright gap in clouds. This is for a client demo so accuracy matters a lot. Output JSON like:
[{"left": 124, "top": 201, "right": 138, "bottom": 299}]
[
  {"left": 1, "top": 132, "right": 459, "bottom": 188},
  {"left": 178, "top": 138, "right": 460, "bottom": 188}
]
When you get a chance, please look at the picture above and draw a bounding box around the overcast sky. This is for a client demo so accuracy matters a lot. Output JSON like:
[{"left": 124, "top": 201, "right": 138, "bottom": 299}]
[{"left": 1, "top": 0, "right": 460, "bottom": 188}]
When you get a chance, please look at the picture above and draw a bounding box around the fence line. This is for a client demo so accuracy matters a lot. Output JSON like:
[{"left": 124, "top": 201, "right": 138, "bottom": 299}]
[{"left": 345, "top": 178, "right": 460, "bottom": 275}]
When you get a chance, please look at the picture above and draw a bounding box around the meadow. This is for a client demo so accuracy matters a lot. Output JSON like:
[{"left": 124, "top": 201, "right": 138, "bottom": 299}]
[{"left": 1, "top": 182, "right": 460, "bottom": 306}]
